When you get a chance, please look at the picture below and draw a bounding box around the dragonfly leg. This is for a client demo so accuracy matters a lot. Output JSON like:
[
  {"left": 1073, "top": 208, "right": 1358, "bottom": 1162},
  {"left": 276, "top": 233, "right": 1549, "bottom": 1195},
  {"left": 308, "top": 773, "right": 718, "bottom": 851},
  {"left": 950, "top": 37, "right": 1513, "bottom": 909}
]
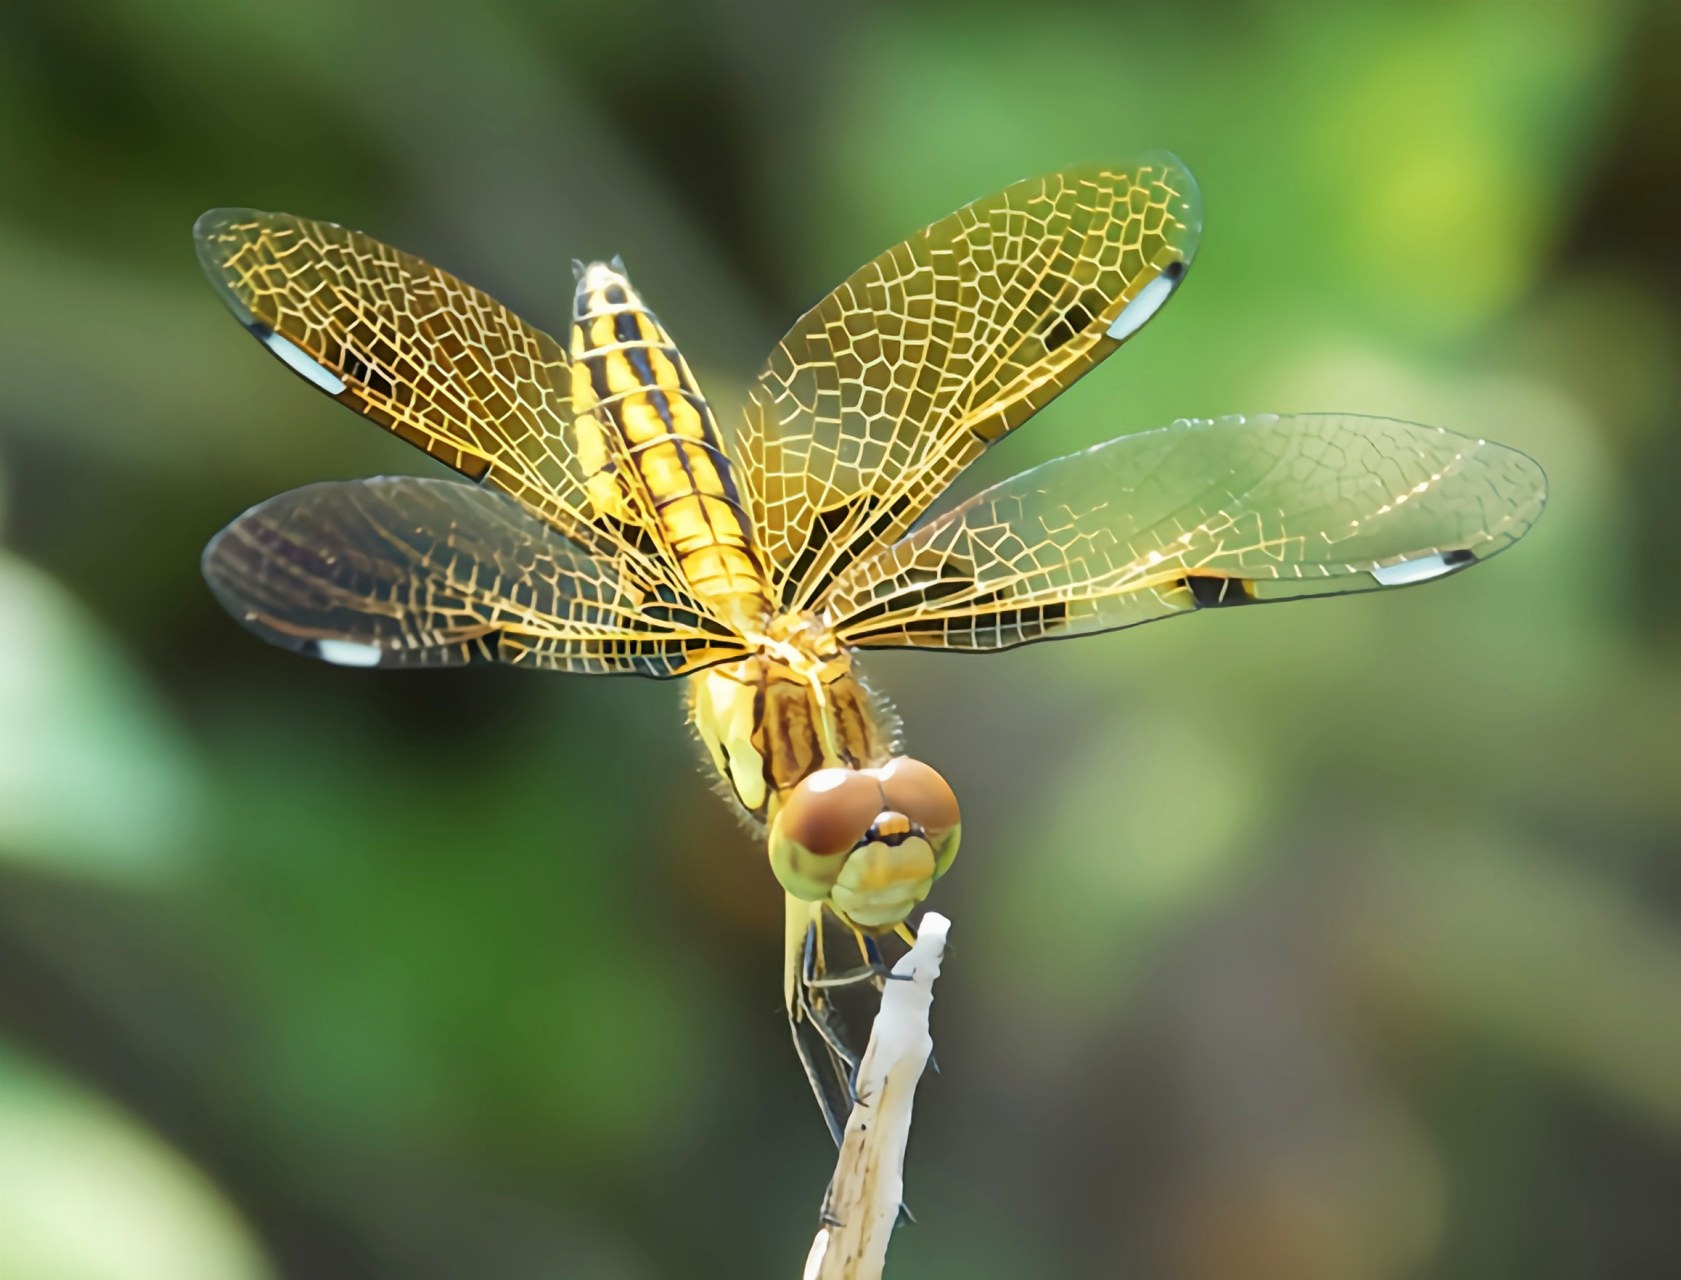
[
  {"left": 825, "top": 904, "right": 877, "bottom": 974},
  {"left": 784, "top": 896, "right": 924, "bottom": 1140},
  {"left": 789, "top": 1005, "right": 848, "bottom": 1146},
  {"left": 799, "top": 924, "right": 864, "bottom": 1075},
  {"left": 857, "top": 924, "right": 877, "bottom": 968},
  {"left": 823, "top": 904, "right": 916, "bottom": 985},
  {"left": 787, "top": 895, "right": 868, "bottom": 1145},
  {"left": 806, "top": 962, "right": 892, "bottom": 989}
]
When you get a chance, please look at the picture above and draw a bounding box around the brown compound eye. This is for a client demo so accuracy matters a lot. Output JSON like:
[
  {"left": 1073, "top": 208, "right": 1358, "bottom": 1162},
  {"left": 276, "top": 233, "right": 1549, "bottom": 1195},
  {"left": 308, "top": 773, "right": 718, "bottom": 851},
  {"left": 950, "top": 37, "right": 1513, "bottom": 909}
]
[
  {"left": 777, "top": 768, "right": 884, "bottom": 857},
  {"left": 872, "top": 757, "right": 960, "bottom": 836}
]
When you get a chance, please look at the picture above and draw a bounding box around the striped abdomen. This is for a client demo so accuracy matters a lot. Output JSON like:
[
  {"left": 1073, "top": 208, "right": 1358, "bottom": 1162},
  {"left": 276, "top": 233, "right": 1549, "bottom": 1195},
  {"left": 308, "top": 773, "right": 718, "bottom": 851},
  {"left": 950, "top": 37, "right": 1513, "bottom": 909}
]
[{"left": 570, "top": 260, "right": 768, "bottom": 627}]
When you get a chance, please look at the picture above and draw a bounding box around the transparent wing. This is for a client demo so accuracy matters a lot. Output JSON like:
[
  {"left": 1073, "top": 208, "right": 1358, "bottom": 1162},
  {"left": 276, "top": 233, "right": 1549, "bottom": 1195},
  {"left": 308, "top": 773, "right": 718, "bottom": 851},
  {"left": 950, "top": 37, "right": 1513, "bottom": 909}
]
[
  {"left": 821, "top": 414, "right": 1547, "bottom": 651},
  {"left": 194, "top": 209, "right": 700, "bottom": 608},
  {"left": 203, "top": 477, "right": 749, "bottom": 676},
  {"left": 738, "top": 155, "right": 1202, "bottom": 612}
]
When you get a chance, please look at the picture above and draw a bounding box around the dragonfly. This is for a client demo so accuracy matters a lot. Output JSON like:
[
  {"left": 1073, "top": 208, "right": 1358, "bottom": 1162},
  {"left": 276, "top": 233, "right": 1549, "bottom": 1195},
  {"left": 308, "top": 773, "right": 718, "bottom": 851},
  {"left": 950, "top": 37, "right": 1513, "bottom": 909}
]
[{"left": 195, "top": 153, "right": 1546, "bottom": 1142}]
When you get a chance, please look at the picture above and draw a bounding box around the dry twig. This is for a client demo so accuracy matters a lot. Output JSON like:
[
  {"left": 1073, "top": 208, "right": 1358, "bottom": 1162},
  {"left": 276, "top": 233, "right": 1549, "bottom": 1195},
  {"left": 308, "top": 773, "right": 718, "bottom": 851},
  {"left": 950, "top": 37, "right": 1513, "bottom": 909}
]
[{"left": 801, "top": 912, "right": 950, "bottom": 1280}]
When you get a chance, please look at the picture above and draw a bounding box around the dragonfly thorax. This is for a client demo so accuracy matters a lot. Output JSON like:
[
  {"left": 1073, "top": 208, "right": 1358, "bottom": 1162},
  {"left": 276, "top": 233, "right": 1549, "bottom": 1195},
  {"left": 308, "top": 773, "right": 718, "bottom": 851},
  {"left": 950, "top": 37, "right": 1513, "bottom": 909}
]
[
  {"left": 689, "top": 615, "right": 896, "bottom": 829},
  {"left": 752, "top": 607, "right": 842, "bottom": 665}
]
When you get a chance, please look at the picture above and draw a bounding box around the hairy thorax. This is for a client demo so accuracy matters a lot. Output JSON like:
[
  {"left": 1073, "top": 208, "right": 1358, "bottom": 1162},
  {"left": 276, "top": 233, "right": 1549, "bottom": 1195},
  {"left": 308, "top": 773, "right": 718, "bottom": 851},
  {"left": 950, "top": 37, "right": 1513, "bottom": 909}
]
[{"left": 689, "top": 610, "right": 897, "bottom": 828}]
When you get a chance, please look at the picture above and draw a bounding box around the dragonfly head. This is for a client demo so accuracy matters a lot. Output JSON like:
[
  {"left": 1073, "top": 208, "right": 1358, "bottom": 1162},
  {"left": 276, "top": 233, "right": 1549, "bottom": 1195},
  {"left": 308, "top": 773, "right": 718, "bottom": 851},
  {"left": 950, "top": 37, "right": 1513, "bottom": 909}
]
[{"left": 768, "top": 757, "right": 961, "bottom": 930}]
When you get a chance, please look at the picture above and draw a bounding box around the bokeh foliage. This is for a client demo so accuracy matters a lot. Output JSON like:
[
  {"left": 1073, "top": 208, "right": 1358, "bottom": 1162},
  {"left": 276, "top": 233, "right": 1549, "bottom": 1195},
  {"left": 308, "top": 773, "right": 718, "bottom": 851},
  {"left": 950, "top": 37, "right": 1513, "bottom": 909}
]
[{"left": 2, "top": 2, "right": 1680, "bottom": 1277}]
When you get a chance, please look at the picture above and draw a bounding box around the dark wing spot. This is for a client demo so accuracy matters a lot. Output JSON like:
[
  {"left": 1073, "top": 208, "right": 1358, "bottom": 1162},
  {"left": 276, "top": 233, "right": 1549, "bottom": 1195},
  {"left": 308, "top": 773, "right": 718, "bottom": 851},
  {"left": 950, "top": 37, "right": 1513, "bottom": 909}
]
[
  {"left": 1162, "top": 258, "right": 1186, "bottom": 283},
  {"left": 1041, "top": 301, "right": 1095, "bottom": 353},
  {"left": 1442, "top": 548, "right": 1475, "bottom": 567},
  {"left": 1180, "top": 574, "right": 1255, "bottom": 607},
  {"left": 341, "top": 347, "right": 394, "bottom": 398}
]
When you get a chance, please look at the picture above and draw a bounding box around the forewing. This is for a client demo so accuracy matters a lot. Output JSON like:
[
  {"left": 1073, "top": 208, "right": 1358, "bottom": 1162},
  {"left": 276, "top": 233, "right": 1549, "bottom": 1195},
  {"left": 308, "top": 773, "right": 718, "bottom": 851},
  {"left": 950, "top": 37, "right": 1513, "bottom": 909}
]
[
  {"left": 203, "top": 477, "right": 748, "bottom": 676},
  {"left": 740, "top": 155, "right": 1202, "bottom": 612},
  {"left": 194, "top": 209, "right": 693, "bottom": 599},
  {"left": 822, "top": 414, "right": 1547, "bottom": 651}
]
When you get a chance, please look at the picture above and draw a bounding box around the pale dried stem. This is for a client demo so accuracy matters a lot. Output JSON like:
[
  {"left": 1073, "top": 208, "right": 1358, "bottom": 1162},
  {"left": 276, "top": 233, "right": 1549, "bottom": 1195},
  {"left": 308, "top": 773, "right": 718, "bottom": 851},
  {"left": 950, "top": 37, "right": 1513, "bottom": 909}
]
[{"left": 800, "top": 912, "right": 950, "bottom": 1280}]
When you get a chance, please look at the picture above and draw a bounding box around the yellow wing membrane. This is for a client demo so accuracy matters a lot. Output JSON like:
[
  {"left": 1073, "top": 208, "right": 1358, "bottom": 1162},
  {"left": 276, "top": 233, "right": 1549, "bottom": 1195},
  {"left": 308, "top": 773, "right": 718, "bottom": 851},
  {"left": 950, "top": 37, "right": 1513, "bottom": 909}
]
[
  {"left": 820, "top": 414, "right": 1547, "bottom": 651},
  {"left": 193, "top": 210, "right": 701, "bottom": 609},
  {"left": 202, "top": 477, "right": 748, "bottom": 676},
  {"left": 738, "top": 155, "right": 1203, "bottom": 612}
]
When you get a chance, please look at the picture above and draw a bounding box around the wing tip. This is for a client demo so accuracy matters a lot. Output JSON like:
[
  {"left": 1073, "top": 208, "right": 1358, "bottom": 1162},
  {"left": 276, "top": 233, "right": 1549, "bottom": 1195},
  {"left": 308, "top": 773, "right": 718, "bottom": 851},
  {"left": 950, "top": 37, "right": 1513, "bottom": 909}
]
[
  {"left": 192, "top": 207, "right": 269, "bottom": 326},
  {"left": 193, "top": 205, "right": 255, "bottom": 237}
]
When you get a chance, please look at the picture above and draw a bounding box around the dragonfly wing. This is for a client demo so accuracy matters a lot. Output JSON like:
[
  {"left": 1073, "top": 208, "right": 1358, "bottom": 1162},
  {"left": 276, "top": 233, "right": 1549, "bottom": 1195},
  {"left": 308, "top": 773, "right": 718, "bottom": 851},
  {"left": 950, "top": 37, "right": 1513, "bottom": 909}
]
[
  {"left": 203, "top": 477, "right": 747, "bottom": 676},
  {"left": 739, "top": 155, "right": 1202, "bottom": 612},
  {"left": 194, "top": 209, "right": 697, "bottom": 605},
  {"left": 822, "top": 414, "right": 1547, "bottom": 651}
]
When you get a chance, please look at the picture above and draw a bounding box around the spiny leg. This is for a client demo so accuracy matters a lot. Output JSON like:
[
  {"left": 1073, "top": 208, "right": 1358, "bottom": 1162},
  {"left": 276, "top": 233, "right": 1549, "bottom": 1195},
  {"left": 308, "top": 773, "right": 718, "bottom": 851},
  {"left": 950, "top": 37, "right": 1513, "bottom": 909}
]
[
  {"left": 786, "top": 895, "right": 862, "bottom": 1144},
  {"left": 845, "top": 911, "right": 880, "bottom": 974},
  {"left": 788, "top": 1006, "right": 849, "bottom": 1145},
  {"left": 808, "top": 901, "right": 894, "bottom": 988}
]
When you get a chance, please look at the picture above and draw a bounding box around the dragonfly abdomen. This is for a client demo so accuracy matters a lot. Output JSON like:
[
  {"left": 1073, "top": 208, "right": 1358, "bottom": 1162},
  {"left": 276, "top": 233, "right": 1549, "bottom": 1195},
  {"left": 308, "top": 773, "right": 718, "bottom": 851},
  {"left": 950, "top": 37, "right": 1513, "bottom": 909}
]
[{"left": 570, "top": 260, "right": 768, "bottom": 625}]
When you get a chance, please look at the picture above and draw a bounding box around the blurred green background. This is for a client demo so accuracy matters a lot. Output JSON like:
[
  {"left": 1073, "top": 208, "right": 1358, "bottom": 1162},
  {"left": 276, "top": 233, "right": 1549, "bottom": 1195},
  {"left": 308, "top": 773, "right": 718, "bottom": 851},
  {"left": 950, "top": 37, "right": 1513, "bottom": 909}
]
[{"left": 2, "top": 1, "right": 1679, "bottom": 1277}]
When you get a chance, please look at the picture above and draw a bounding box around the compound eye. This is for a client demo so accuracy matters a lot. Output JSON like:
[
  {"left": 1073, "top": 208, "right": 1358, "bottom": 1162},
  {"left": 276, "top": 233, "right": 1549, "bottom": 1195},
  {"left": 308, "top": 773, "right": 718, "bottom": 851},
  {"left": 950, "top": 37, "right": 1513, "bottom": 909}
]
[
  {"left": 872, "top": 757, "right": 960, "bottom": 836},
  {"left": 777, "top": 768, "right": 883, "bottom": 856}
]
